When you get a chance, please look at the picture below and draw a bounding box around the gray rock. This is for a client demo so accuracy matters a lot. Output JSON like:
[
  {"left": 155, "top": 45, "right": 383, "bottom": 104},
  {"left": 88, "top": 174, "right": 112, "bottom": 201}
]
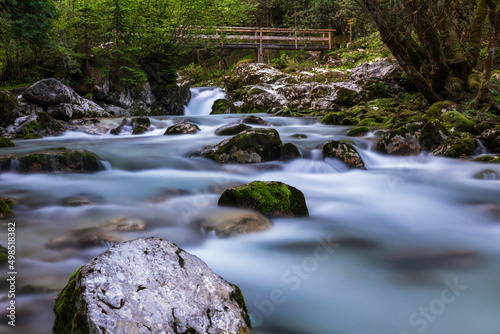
[
  {"left": 22, "top": 78, "right": 108, "bottom": 118},
  {"left": 241, "top": 115, "right": 267, "bottom": 125},
  {"left": 322, "top": 140, "right": 366, "bottom": 169},
  {"left": 215, "top": 122, "right": 251, "bottom": 136},
  {"left": 479, "top": 128, "right": 500, "bottom": 145},
  {"left": 53, "top": 237, "right": 251, "bottom": 334},
  {"left": 201, "top": 128, "right": 283, "bottom": 164},
  {"left": 164, "top": 121, "right": 200, "bottom": 135},
  {"left": 350, "top": 61, "right": 403, "bottom": 83},
  {"left": 152, "top": 84, "right": 191, "bottom": 115},
  {"left": 376, "top": 128, "right": 421, "bottom": 156},
  {"left": 47, "top": 103, "right": 73, "bottom": 121}
]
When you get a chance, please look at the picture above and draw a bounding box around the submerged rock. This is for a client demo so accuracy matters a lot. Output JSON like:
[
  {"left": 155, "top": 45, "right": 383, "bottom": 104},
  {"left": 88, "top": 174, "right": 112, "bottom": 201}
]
[
  {"left": 0, "top": 149, "right": 104, "bottom": 173},
  {"left": 199, "top": 209, "right": 272, "bottom": 237},
  {"left": 99, "top": 217, "right": 146, "bottom": 231},
  {"left": 241, "top": 115, "right": 268, "bottom": 125},
  {"left": 164, "top": 121, "right": 200, "bottom": 135},
  {"left": 322, "top": 140, "right": 366, "bottom": 169},
  {"left": 63, "top": 196, "right": 95, "bottom": 206},
  {"left": 218, "top": 181, "right": 309, "bottom": 217},
  {"left": 201, "top": 128, "right": 282, "bottom": 164},
  {"left": 53, "top": 237, "right": 251, "bottom": 334},
  {"left": 46, "top": 227, "right": 122, "bottom": 250},
  {"left": 215, "top": 122, "right": 251, "bottom": 136},
  {"left": 376, "top": 127, "right": 420, "bottom": 156}
]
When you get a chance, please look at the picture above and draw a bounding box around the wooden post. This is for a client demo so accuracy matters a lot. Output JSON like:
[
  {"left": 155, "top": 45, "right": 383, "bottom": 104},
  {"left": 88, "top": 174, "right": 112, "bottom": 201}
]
[
  {"left": 259, "top": 28, "right": 263, "bottom": 63},
  {"left": 328, "top": 31, "right": 332, "bottom": 50},
  {"left": 295, "top": 30, "right": 298, "bottom": 49},
  {"left": 349, "top": 21, "right": 353, "bottom": 43},
  {"left": 322, "top": 33, "right": 325, "bottom": 46}
]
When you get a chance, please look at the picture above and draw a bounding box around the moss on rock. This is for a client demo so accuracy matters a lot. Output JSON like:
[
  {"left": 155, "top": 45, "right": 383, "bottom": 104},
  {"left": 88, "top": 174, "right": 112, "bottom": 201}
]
[
  {"left": 218, "top": 181, "right": 308, "bottom": 217},
  {"left": 441, "top": 111, "right": 474, "bottom": 133},
  {"left": 376, "top": 127, "right": 421, "bottom": 156},
  {"left": 52, "top": 266, "right": 89, "bottom": 334},
  {"left": 433, "top": 133, "right": 476, "bottom": 157},
  {"left": 211, "top": 99, "right": 234, "bottom": 114},
  {"left": 472, "top": 155, "right": 500, "bottom": 163},
  {"left": 0, "top": 90, "right": 19, "bottom": 127},
  {"left": 322, "top": 140, "right": 366, "bottom": 169},
  {"left": 346, "top": 126, "right": 370, "bottom": 137},
  {"left": 419, "top": 121, "right": 449, "bottom": 151},
  {"left": 0, "top": 244, "right": 7, "bottom": 263},
  {"left": 0, "top": 198, "right": 14, "bottom": 218},
  {"left": 426, "top": 101, "right": 460, "bottom": 119},
  {"left": 0, "top": 137, "right": 15, "bottom": 147},
  {"left": 15, "top": 112, "right": 64, "bottom": 139}
]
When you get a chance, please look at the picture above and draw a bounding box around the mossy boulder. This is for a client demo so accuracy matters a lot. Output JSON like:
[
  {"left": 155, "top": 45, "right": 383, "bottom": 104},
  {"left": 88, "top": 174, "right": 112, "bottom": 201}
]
[
  {"left": 0, "top": 90, "right": 20, "bottom": 127},
  {"left": 320, "top": 112, "right": 344, "bottom": 125},
  {"left": 490, "top": 136, "right": 500, "bottom": 153},
  {"left": 0, "top": 149, "right": 104, "bottom": 173},
  {"left": 347, "top": 126, "right": 370, "bottom": 137},
  {"left": 433, "top": 133, "right": 476, "bottom": 157},
  {"left": 53, "top": 238, "right": 251, "bottom": 334},
  {"left": 0, "top": 244, "right": 7, "bottom": 263},
  {"left": 441, "top": 111, "right": 474, "bottom": 133},
  {"left": 218, "top": 181, "right": 309, "bottom": 217},
  {"left": 322, "top": 140, "right": 366, "bottom": 169},
  {"left": 419, "top": 121, "right": 449, "bottom": 151},
  {"left": 279, "top": 143, "right": 301, "bottom": 161},
  {"left": 215, "top": 122, "right": 251, "bottom": 136},
  {"left": 211, "top": 99, "right": 234, "bottom": 114},
  {"left": 426, "top": 101, "right": 460, "bottom": 119},
  {"left": 201, "top": 128, "right": 283, "bottom": 164},
  {"left": 0, "top": 197, "right": 15, "bottom": 218},
  {"left": 473, "top": 155, "right": 500, "bottom": 163},
  {"left": 14, "top": 112, "right": 64, "bottom": 139},
  {"left": 474, "top": 169, "right": 498, "bottom": 180},
  {"left": 0, "top": 137, "right": 14, "bottom": 147},
  {"left": 376, "top": 127, "right": 420, "bottom": 156},
  {"left": 164, "top": 121, "right": 200, "bottom": 135},
  {"left": 468, "top": 72, "right": 481, "bottom": 91}
]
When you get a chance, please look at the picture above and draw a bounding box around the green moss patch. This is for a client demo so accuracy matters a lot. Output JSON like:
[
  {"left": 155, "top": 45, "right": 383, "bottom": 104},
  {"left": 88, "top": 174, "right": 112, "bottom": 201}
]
[
  {"left": 0, "top": 137, "right": 15, "bottom": 147},
  {"left": 218, "top": 181, "right": 308, "bottom": 217},
  {"left": 346, "top": 126, "right": 370, "bottom": 137},
  {"left": 0, "top": 198, "right": 14, "bottom": 218}
]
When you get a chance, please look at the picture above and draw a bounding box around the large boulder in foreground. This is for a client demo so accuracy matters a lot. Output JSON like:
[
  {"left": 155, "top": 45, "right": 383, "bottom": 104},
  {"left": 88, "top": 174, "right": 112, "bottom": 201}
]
[
  {"left": 322, "top": 140, "right": 366, "bottom": 169},
  {"left": 218, "top": 181, "right": 309, "bottom": 217},
  {"left": 202, "top": 128, "right": 283, "bottom": 164},
  {"left": 0, "top": 149, "right": 104, "bottom": 173},
  {"left": 53, "top": 237, "right": 251, "bottom": 334}
]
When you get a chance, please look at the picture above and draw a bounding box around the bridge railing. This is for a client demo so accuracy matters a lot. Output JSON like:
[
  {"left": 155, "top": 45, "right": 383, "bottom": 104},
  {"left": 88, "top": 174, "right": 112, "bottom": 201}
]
[{"left": 195, "top": 26, "right": 335, "bottom": 63}]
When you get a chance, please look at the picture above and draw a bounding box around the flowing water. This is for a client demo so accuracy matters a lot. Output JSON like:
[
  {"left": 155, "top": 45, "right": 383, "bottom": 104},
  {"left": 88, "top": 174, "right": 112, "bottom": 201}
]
[{"left": 1, "top": 87, "right": 500, "bottom": 334}]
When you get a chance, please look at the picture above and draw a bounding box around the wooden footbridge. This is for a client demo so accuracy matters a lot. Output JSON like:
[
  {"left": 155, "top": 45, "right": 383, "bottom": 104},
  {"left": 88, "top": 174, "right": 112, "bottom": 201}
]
[{"left": 196, "top": 27, "right": 335, "bottom": 63}]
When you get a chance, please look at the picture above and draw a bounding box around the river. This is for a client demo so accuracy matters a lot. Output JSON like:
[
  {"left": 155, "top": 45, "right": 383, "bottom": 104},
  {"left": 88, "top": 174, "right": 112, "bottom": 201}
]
[{"left": 1, "top": 87, "right": 500, "bottom": 334}]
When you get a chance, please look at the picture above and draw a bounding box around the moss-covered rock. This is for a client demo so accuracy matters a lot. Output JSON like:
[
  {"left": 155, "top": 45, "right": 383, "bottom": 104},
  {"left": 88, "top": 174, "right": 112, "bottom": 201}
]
[
  {"left": 0, "top": 90, "right": 20, "bottom": 127},
  {"left": 472, "top": 155, "right": 500, "bottom": 163},
  {"left": 215, "top": 123, "right": 251, "bottom": 136},
  {"left": 491, "top": 136, "right": 500, "bottom": 153},
  {"left": 474, "top": 169, "right": 498, "bottom": 180},
  {"left": 241, "top": 115, "right": 268, "bottom": 125},
  {"left": 0, "top": 244, "right": 7, "bottom": 263},
  {"left": 218, "top": 181, "right": 308, "bottom": 217},
  {"left": 211, "top": 99, "right": 234, "bottom": 114},
  {"left": 279, "top": 143, "right": 301, "bottom": 161},
  {"left": 0, "top": 137, "right": 15, "bottom": 147},
  {"left": 0, "top": 149, "right": 104, "bottom": 173},
  {"left": 479, "top": 129, "right": 500, "bottom": 146},
  {"left": 441, "top": 111, "right": 474, "bottom": 133},
  {"left": 151, "top": 83, "right": 191, "bottom": 115},
  {"left": 322, "top": 140, "right": 366, "bottom": 169},
  {"left": 376, "top": 127, "right": 420, "bottom": 156},
  {"left": 164, "top": 121, "right": 200, "bottom": 135},
  {"left": 320, "top": 112, "right": 344, "bottom": 125},
  {"left": 419, "top": 121, "right": 449, "bottom": 151},
  {"left": 0, "top": 197, "right": 15, "bottom": 218},
  {"left": 346, "top": 126, "right": 370, "bottom": 137},
  {"left": 426, "top": 101, "right": 460, "bottom": 119},
  {"left": 433, "top": 133, "right": 476, "bottom": 157},
  {"left": 14, "top": 112, "right": 64, "bottom": 139},
  {"left": 468, "top": 72, "right": 481, "bottom": 91},
  {"left": 201, "top": 128, "right": 283, "bottom": 164}
]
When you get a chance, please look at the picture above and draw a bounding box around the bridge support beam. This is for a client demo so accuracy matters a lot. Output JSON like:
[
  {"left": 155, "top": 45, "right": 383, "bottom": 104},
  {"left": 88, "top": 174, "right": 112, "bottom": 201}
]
[{"left": 254, "top": 47, "right": 264, "bottom": 63}]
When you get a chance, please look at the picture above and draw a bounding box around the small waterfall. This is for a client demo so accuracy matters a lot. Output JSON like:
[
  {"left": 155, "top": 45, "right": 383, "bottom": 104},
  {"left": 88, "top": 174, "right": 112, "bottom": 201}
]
[
  {"left": 99, "top": 160, "right": 112, "bottom": 170},
  {"left": 474, "top": 139, "right": 487, "bottom": 155},
  {"left": 184, "top": 87, "right": 226, "bottom": 116},
  {"left": 9, "top": 159, "right": 20, "bottom": 172}
]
